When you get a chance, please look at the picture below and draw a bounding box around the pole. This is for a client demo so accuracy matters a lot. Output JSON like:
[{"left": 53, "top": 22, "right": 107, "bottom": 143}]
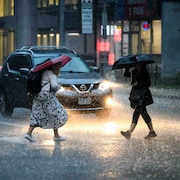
[
  {"left": 59, "top": 0, "right": 65, "bottom": 46},
  {"left": 102, "top": 2, "right": 107, "bottom": 39}
]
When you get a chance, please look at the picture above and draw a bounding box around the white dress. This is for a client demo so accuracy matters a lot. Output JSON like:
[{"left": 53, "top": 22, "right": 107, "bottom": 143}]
[{"left": 30, "top": 70, "right": 68, "bottom": 129}]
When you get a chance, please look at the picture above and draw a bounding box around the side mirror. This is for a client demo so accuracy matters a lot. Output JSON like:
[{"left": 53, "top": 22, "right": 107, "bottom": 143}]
[{"left": 19, "top": 68, "right": 29, "bottom": 76}]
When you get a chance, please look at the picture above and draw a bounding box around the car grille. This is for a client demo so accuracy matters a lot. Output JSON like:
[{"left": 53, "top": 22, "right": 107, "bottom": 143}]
[
  {"left": 63, "top": 83, "right": 100, "bottom": 93},
  {"left": 59, "top": 97, "right": 103, "bottom": 109}
]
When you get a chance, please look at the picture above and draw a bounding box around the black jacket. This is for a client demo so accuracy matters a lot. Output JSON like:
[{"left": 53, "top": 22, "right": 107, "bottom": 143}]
[
  {"left": 131, "top": 68, "right": 151, "bottom": 88},
  {"left": 129, "top": 67, "right": 153, "bottom": 108}
]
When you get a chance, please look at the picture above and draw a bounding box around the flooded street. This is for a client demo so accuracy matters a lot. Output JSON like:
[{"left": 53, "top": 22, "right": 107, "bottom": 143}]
[{"left": 0, "top": 83, "right": 179, "bottom": 180}]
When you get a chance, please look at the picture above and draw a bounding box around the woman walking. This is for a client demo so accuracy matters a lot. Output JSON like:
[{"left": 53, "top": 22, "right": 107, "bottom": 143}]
[
  {"left": 25, "top": 62, "right": 68, "bottom": 142},
  {"left": 121, "top": 63, "right": 157, "bottom": 140}
]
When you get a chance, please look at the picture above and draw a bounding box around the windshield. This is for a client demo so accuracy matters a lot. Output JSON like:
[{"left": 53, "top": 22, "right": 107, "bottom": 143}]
[
  {"left": 60, "top": 57, "right": 91, "bottom": 73},
  {"left": 33, "top": 54, "right": 59, "bottom": 66}
]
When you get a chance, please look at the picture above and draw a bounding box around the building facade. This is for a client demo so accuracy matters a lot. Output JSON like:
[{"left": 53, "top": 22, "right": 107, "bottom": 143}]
[
  {"left": 161, "top": 0, "right": 180, "bottom": 78},
  {"left": 0, "top": 0, "right": 96, "bottom": 64},
  {"left": 0, "top": 0, "right": 180, "bottom": 78}
]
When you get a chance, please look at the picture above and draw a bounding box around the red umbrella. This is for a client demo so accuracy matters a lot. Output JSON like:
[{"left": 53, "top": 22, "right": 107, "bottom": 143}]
[{"left": 31, "top": 55, "right": 71, "bottom": 73}]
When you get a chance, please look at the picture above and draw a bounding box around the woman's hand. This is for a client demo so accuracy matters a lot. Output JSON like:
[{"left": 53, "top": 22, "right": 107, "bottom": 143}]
[{"left": 132, "top": 81, "right": 138, "bottom": 87}]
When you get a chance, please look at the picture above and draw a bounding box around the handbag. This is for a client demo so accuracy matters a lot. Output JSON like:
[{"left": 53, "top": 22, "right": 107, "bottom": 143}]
[
  {"left": 129, "top": 87, "right": 153, "bottom": 108},
  {"left": 129, "top": 87, "right": 144, "bottom": 103}
]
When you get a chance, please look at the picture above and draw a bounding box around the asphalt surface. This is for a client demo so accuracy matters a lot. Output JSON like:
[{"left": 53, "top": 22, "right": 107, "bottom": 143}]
[{"left": 0, "top": 83, "right": 179, "bottom": 180}]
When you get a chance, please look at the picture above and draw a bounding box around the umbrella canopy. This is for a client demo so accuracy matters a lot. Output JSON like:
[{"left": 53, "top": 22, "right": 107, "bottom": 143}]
[
  {"left": 31, "top": 55, "right": 71, "bottom": 73},
  {"left": 135, "top": 54, "right": 155, "bottom": 64},
  {"left": 112, "top": 54, "right": 155, "bottom": 70},
  {"left": 111, "top": 55, "right": 136, "bottom": 70}
]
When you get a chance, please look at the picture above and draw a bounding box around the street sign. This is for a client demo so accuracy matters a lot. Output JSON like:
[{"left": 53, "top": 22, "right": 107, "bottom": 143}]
[{"left": 81, "top": 0, "right": 93, "bottom": 34}]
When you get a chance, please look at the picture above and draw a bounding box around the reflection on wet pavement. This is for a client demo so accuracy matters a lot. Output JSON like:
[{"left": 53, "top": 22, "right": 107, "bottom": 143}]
[{"left": 0, "top": 84, "right": 179, "bottom": 180}]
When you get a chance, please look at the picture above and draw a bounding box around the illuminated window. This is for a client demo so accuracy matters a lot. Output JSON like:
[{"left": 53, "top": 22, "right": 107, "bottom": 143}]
[
  {"left": 37, "top": 0, "right": 78, "bottom": 9},
  {"left": 0, "top": 0, "right": 14, "bottom": 17},
  {"left": 65, "top": 0, "right": 78, "bottom": 5},
  {"left": 65, "top": 0, "right": 78, "bottom": 10},
  {"left": 37, "top": 31, "right": 60, "bottom": 46},
  {"left": 152, "top": 20, "right": 161, "bottom": 54},
  {"left": 37, "top": 34, "right": 41, "bottom": 46},
  {"left": 49, "top": 0, "right": 59, "bottom": 6},
  {"left": 43, "top": 34, "right": 48, "bottom": 46},
  {"left": 38, "top": 0, "right": 59, "bottom": 8},
  {"left": 55, "top": 0, "right": 59, "bottom": 6},
  {"left": 0, "top": 30, "right": 14, "bottom": 64},
  {"left": 49, "top": 0, "right": 54, "bottom": 5},
  {"left": 56, "top": 34, "right": 60, "bottom": 47},
  {"left": 42, "top": 0, "right": 48, "bottom": 7},
  {"left": 37, "top": 0, "right": 41, "bottom": 8}
]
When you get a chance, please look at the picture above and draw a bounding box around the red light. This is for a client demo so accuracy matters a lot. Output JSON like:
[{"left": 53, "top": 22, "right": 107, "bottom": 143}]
[
  {"left": 96, "top": 41, "right": 110, "bottom": 52},
  {"left": 143, "top": 22, "right": 150, "bottom": 30},
  {"left": 108, "top": 53, "right": 115, "bottom": 65}
]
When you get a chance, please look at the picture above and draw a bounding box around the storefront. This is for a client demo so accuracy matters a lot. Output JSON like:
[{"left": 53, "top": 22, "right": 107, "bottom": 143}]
[{"left": 96, "top": 0, "right": 161, "bottom": 69}]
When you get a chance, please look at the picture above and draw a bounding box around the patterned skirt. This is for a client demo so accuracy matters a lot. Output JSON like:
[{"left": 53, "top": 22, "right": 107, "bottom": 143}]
[{"left": 30, "top": 92, "right": 68, "bottom": 129}]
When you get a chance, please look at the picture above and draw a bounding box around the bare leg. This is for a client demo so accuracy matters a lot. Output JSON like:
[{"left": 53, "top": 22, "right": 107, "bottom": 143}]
[
  {"left": 146, "top": 122, "right": 154, "bottom": 132},
  {"left": 53, "top": 128, "right": 66, "bottom": 141},
  {"left": 27, "top": 126, "right": 35, "bottom": 136},
  {"left": 53, "top": 128, "right": 60, "bottom": 137},
  {"left": 129, "top": 123, "right": 137, "bottom": 134},
  {"left": 24, "top": 126, "right": 36, "bottom": 142},
  {"left": 145, "top": 122, "right": 157, "bottom": 139}
]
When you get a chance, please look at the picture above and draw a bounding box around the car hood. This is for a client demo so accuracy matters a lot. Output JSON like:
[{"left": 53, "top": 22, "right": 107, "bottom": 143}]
[{"left": 58, "top": 71, "right": 103, "bottom": 84}]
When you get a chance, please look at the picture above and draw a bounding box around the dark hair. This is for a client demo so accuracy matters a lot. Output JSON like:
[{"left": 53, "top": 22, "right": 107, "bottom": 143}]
[{"left": 52, "top": 62, "right": 61, "bottom": 75}]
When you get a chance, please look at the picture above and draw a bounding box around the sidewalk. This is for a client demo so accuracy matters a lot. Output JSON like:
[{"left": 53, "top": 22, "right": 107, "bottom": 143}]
[
  {"left": 114, "top": 81, "right": 180, "bottom": 99},
  {"left": 106, "top": 70, "right": 180, "bottom": 99},
  {"left": 151, "top": 87, "right": 180, "bottom": 99}
]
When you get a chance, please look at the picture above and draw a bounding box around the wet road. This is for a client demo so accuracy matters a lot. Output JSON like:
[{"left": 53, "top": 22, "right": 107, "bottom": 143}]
[{"left": 0, "top": 83, "right": 180, "bottom": 180}]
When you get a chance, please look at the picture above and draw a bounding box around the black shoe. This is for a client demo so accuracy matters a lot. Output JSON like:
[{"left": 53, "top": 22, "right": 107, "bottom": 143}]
[
  {"left": 121, "top": 131, "right": 131, "bottom": 139},
  {"left": 144, "top": 131, "right": 157, "bottom": 139}
]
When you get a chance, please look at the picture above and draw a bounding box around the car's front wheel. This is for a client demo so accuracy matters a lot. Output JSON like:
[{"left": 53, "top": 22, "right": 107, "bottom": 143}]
[
  {"left": 0, "top": 91, "right": 13, "bottom": 116},
  {"left": 96, "top": 108, "right": 111, "bottom": 119}
]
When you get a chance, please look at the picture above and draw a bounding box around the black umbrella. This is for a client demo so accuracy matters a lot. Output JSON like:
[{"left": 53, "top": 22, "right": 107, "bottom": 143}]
[
  {"left": 135, "top": 54, "right": 155, "bottom": 64},
  {"left": 112, "top": 54, "right": 155, "bottom": 70},
  {"left": 111, "top": 55, "right": 136, "bottom": 70}
]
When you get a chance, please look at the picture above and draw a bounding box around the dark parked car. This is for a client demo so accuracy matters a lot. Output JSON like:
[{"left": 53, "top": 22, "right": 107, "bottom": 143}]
[{"left": 0, "top": 46, "right": 113, "bottom": 117}]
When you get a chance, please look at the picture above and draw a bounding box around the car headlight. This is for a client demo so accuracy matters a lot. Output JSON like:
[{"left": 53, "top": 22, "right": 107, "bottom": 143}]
[
  {"left": 106, "top": 97, "right": 113, "bottom": 106},
  {"left": 99, "top": 81, "right": 111, "bottom": 90}
]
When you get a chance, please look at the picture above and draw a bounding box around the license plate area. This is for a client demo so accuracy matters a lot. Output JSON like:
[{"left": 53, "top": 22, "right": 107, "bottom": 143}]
[{"left": 78, "top": 96, "right": 91, "bottom": 105}]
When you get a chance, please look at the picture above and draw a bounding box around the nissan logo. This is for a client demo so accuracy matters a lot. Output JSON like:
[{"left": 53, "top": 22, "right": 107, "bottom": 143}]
[{"left": 80, "top": 84, "right": 88, "bottom": 91}]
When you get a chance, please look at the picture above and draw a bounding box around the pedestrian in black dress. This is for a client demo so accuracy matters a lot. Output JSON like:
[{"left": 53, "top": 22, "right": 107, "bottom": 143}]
[{"left": 121, "top": 63, "right": 157, "bottom": 139}]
